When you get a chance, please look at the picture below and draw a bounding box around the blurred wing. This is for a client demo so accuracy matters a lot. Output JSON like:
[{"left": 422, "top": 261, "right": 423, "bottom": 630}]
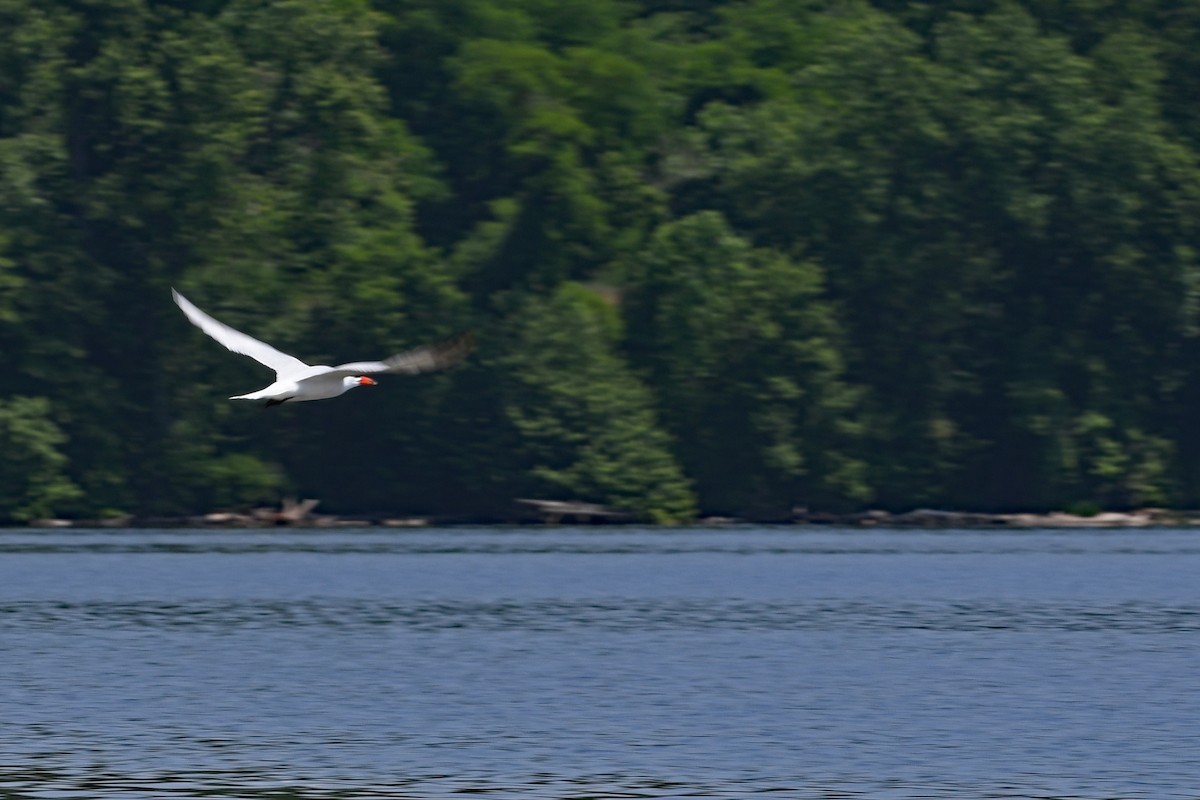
[
  {"left": 172, "top": 288, "right": 309, "bottom": 379},
  {"left": 330, "top": 332, "right": 474, "bottom": 377}
]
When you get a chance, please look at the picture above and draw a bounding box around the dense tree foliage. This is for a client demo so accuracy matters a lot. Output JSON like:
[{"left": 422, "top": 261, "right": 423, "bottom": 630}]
[{"left": 2, "top": 0, "right": 1199, "bottom": 522}]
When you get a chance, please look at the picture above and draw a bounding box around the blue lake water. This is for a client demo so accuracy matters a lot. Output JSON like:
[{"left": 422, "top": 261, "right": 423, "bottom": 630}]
[{"left": 1, "top": 526, "right": 1198, "bottom": 799}]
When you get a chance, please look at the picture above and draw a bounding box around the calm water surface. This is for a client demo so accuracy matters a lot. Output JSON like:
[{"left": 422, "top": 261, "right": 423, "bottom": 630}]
[{"left": 1, "top": 526, "right": 1198, "bottom": 799}]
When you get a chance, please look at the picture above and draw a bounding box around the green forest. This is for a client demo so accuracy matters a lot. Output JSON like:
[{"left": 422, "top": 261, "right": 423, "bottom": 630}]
[{"left": 2, "top": 0, "right": 1199, "bottom": 523}]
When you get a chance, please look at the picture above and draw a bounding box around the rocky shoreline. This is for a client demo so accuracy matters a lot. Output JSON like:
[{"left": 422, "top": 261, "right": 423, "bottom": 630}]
[
  {"left": 791, "top": 507, "right": 1193, "bottom": 528},
  {"left": 19, "top": 499, "right": 1200, "bottom": 529}
]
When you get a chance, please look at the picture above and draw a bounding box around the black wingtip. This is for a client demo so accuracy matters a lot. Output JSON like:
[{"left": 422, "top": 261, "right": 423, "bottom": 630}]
[
  {"left": 452, "top": 330, "right": 475, "bottom": 354},
  {"left": 437, "top": 331, "right": 475, "bottom": 366}
]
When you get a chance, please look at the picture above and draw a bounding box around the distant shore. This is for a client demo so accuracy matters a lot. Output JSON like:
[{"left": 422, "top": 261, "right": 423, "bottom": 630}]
[{"left": 17, "top": 502, "right": 1200, "bottom": 529}]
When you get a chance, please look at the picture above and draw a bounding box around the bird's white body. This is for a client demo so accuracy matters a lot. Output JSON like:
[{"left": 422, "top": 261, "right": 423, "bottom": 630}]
[
  {"left": 227, "top": 372, "right": 364, "bottom": 403},
  {"left": 172, "top": 289, "right": 470, "bottom": 406}
]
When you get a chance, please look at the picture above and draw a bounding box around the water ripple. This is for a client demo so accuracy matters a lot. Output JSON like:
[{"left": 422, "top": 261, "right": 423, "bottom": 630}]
[
  {"left": 2, "top": 597, "right": 1197, "bottom": 633},
  {"left": 0, "top": 766, "right": 1175, "bottom": 800}
]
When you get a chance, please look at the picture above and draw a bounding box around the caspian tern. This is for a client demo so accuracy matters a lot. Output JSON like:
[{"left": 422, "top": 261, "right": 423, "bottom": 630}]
[{"left": 173, "top": 288, "right": 472, "bottom": 407}]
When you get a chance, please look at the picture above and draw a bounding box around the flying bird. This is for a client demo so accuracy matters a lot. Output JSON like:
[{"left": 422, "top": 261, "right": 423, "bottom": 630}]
[{"left": 173, "top": 288, "right": 472, "bottom": 407}]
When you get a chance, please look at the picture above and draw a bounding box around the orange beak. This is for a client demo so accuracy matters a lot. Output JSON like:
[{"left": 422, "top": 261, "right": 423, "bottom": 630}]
[{"left": 357, "top": 376, "right": 377, "bottom": 386}]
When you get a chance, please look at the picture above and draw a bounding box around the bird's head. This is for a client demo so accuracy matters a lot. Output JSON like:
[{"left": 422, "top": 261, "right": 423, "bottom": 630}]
[{"left": 344, "top": 376, "right": 377, "bottom": 390}]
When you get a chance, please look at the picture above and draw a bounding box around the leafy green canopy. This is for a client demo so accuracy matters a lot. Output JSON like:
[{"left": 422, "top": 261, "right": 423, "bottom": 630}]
[
  {"left": 625, "top": 212, "right": 866, "bottom": 517},
  {"left": 0, "top": 397, "right": 82, "bottom": 522},
  {"left": 3, "top": 0, "right": 1200, "bottom": 521},
  {"left": 485, "top": 283, "right": 696, "bottom": 523}
]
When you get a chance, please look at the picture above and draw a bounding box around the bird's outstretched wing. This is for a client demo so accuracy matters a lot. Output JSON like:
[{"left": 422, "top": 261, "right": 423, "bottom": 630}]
[
  {"left": 329, "top": 332, "right": 475, "bottom": 377},
  {"left": 172, "top": 288, "right": 309, "bottom": 379}
]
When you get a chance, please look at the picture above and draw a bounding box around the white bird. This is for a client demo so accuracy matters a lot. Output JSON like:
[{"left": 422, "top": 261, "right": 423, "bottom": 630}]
[{"left": 173, "top": 288, "right": 472, "bottom": 407}]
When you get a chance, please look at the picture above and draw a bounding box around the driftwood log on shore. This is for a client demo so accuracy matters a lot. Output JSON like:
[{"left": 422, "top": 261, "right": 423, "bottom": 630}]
[{"left": 516, "top": 498, "right": 633, "bottom": 524}]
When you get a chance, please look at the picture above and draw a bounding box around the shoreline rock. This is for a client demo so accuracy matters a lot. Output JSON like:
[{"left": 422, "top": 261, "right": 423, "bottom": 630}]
[
  {"left": 17, "top": 505, "right": 1200, "bottom": 529},
  {"left": 793, "top": 507, "right": 1186, "bottom": 528}
]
